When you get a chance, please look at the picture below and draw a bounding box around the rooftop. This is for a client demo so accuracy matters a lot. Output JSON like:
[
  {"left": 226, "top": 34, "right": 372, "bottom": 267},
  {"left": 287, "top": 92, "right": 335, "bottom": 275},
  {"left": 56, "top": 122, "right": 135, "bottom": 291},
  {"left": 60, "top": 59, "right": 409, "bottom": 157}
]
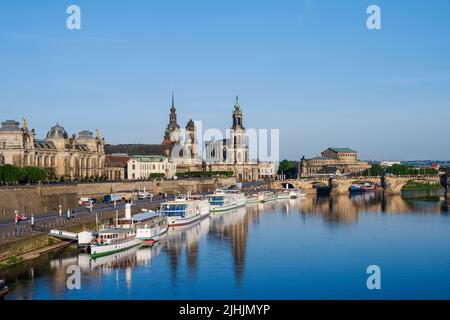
[{"left": 328, "top": 148, "right": 356, "bottom": 153}]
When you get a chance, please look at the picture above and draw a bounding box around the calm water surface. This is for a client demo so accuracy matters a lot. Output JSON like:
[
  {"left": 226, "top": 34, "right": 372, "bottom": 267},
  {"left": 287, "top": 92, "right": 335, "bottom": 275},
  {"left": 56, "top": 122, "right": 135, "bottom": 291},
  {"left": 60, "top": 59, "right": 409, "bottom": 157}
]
[{"left": 3, "top": 192, "right": 450, "bottom": 300}]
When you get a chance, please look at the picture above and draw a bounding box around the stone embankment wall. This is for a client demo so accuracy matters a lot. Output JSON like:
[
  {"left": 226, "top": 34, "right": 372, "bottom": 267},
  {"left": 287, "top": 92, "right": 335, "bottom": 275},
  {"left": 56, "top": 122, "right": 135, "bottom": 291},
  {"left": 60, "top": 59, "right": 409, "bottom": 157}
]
[{"left": 0, "top": 177, "right": 236, "bottom": 218}]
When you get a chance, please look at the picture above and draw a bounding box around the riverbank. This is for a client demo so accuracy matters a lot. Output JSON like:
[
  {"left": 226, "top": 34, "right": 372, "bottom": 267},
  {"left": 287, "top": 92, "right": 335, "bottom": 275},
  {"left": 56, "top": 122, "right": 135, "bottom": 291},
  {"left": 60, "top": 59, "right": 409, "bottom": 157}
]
[
  {"left": 0, "top": 201, "right": 161, "bottom": 269},
  {"left": 0, "top": 177, "right": 236, "bottom": 219}
]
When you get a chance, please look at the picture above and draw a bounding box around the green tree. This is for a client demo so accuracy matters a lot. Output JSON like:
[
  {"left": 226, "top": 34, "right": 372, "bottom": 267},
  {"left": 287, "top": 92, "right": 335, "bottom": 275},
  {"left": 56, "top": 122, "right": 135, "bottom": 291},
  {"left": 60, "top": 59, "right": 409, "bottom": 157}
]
[
  {"left": 277, "top": 160, "right": 299, "bottom": 179},
  {"left": 0, "top": 164, "right": 20, "bottom": 182}
]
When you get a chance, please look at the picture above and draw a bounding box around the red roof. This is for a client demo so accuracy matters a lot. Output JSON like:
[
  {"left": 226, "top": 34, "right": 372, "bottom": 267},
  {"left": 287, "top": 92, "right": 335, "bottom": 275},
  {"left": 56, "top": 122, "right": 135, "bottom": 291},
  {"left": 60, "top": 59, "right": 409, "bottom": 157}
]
[{"left": 161, "top": 139, "right": 173, "bottom": 145}]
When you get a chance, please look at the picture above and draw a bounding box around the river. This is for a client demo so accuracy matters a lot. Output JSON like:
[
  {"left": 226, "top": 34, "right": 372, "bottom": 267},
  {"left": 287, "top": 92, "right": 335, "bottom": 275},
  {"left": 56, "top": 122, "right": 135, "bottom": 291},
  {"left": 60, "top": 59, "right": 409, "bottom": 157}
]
[{"left": 2, "top": 191, "right": 450, "bottom": 300}]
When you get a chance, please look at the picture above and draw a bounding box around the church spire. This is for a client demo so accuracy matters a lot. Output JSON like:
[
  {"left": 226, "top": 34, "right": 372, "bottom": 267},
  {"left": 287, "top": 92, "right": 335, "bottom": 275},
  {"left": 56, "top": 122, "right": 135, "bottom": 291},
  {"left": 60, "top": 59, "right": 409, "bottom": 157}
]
[
  {"left": 234, "top": 95, "right": 240, "bottom": 111},
  {"left": 231, "top": 95, "right": 244, "bottom": 130},
  {"left": 171, "top": 91, "right": 175, "bottom": 111}
]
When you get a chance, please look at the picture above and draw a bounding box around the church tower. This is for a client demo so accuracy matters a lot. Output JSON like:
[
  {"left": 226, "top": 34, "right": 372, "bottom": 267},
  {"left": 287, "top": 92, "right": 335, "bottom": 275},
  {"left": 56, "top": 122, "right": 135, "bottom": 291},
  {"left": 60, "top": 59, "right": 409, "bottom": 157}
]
[
  {"left": 163, "top": 92, "right": 181, "bottom": 144},
  {"left": 228, "top": 95, "right": 248, "bottom": 164},
  {"left": 183, "top": 119, "right": 199, "bottom": 164}
]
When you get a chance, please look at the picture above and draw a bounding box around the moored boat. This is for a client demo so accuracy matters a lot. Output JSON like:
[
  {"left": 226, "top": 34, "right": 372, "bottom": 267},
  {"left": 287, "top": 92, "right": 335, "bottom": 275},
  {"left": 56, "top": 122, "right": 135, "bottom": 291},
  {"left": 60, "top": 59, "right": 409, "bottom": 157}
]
[
  {"left": 207, "top": 189, "right": 247, "bottom": 212},
  {"left": 245, "top": 193, "right": 259, "bottom": 204},
  {"left": 258, "top": 191, "right": 277, "bottom": 203},
  {"left": 289, "top": 188, "right": 307, "bottom": 199},
  {"left": 0, "top": 279, "right": 8, "bottom": 299},
  {"left": 349, "top": 183, "right": 375, "bottom": 193},
  {"left": 132, "top": 212, "right": 169, "bottom": 244},
  {"left": 89, "top": 228, "right": 142, "bottom": 258},
  {"left": 277, "top": 190, "right": 291, "bottom": 200},
  {"left": 161, "top": 195, "right": 210, "bottom": 227}
]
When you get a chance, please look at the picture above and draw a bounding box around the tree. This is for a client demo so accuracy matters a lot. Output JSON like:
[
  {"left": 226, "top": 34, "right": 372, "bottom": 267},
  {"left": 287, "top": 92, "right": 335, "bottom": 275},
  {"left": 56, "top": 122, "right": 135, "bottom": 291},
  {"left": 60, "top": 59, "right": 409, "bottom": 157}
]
[
  {"left": 277, "top": 160, "right": 299, "bottom": 179},
  {"left": 0, "top": 164, "right": 20, "bottom": 183}
]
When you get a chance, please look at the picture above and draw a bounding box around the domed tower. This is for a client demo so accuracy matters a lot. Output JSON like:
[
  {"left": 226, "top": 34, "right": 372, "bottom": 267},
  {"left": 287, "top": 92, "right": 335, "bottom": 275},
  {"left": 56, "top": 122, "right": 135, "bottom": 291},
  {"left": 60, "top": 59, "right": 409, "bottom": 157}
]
[
  {"left": 228, "top": 96, "right": 248, "bottom": 164},
  {"left": 163, "top": 92, "right": 181, "bottom": 144},
  {"left": 46, "top": 123, "right": 69, "bottom": 150}
]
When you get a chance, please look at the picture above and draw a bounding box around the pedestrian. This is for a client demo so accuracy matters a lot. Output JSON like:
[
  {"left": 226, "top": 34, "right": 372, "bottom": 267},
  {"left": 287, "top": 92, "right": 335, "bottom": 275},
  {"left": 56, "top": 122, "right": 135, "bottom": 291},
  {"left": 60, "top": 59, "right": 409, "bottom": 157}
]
[
  {"left": 31, "top": 214, "right": 35, "bottom": 229},
  {"left": 71, "top": 210, "right": 75, "bottom": 219},
  {"left": 67, "top": 209, "right": 71, "bottom": 220}
]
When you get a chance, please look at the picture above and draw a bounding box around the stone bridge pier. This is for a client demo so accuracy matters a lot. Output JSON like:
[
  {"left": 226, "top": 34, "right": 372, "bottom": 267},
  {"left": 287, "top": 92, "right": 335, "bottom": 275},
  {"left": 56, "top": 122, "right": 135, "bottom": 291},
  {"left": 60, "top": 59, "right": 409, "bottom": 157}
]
[
  {"left": 382, "top": 174, "right": 443, "bottom": 194},
  {"left": 273, "top": 174, "right": 445, "bottom": 195}
]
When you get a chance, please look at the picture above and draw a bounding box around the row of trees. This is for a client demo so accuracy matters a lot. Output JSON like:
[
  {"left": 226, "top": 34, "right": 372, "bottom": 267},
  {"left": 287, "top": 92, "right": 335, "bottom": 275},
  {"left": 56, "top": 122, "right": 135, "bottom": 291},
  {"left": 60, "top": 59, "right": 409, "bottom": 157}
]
[
  {"left": 363, "top": 164, "right": 439, "bottom": 176},
  {"left": 178, "top": 171, "right": 234, "bottom": 179},
  {"left": 0, "top": 165, "right": 50, "bottom": 184}
]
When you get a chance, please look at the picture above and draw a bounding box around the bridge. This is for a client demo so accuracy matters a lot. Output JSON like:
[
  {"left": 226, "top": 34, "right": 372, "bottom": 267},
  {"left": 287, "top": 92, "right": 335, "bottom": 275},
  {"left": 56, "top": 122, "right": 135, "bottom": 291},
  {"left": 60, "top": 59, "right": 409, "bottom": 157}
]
[{"left": 272, "top": 174, "right": 449, "bottom": 196}]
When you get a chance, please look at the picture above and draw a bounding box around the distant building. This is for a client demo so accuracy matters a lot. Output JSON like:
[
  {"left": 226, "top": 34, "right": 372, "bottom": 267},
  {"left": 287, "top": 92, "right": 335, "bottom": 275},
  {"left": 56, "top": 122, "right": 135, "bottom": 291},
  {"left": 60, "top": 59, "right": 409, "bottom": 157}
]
[
  {"left": 299, "top": 148, "right": 370, "bottom": 177},
  {"left": 0, "top": 118, "right": 105, "bottom": 179},
  {"left": 105, "top": 154, "right": 129, "bottom": 180},
  {"left": 381, "top": 161, "right": 402, "bottom": 167},
  {"left": 127, "top": 155, "right": 176, "bottom": 180}
]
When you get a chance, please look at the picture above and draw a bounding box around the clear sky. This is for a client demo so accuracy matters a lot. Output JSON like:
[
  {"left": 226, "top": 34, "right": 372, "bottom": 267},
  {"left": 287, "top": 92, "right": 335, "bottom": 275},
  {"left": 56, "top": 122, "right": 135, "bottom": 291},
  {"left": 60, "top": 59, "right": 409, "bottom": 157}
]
[{"left": 1, "top": 0, "right": 449, "bottom": 161}]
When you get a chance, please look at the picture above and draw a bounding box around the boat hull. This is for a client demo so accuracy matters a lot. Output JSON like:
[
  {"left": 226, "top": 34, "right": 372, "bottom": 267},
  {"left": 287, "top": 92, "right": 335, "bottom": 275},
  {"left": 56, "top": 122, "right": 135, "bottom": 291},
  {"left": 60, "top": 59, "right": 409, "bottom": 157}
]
[
  {"left": 167, "top": 212, "right": 210, "bottom": 227},
  {"left": 211, "top": 201, "right": 246, "bottom": 212},
  {"left": 136, "top": 225, "right": 169, "bottom": 241},
  {"left": 89, "top": 238, "right": 142, "bottom": 258}
]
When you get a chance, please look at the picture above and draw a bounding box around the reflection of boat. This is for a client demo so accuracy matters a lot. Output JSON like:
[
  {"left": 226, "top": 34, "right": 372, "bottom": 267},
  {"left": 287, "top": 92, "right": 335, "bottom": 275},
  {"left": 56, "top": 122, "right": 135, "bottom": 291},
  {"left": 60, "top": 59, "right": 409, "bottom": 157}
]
[
  {"left": 161, "top": 195, "right": 210, "bottom": 227},
  {"left": 207, "top": 189, "right": 246, "bottom": 212},
  {"left": 78, "top": 243, "right": 161, "bottom": 271},
  {"left": 0, "top": 279, "right": 8, "bottom": 299},
  {"left": 89, "top": 228, "right": 142, "bottom": 258},
  {"left": 258, "top": 191, "right": 277, "bottom": 203}
]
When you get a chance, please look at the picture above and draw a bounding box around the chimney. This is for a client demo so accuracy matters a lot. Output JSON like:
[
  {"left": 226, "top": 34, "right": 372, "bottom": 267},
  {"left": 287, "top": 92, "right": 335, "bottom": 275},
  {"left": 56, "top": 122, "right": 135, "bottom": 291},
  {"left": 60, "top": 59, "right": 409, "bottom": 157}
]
[{"left": 125, "top": 201, "right": 132, "bottom": 220}]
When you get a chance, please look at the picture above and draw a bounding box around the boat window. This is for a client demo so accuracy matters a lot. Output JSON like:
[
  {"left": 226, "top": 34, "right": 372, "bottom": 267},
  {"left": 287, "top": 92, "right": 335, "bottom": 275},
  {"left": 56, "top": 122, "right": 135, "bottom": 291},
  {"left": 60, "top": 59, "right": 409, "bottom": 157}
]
[{"left": 161, "top": 204, "right": 188, "bottom": 217}]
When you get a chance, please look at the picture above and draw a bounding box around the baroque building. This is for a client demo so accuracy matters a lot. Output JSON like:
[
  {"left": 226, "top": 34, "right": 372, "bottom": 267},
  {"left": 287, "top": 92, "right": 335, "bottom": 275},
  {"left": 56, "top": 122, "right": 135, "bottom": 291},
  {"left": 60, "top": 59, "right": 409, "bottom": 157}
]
[
  {"left": 0, "top": 118, "right": 105, "bottom": 179},
  {"left": 105, "top": 94, "right": 278, "bottom": 182},
  {"left": 298, "top": 147, "right": 370, "bottom": 177},
  {"left": 204, "top": 96, "right": 277, "bottom": 182}
]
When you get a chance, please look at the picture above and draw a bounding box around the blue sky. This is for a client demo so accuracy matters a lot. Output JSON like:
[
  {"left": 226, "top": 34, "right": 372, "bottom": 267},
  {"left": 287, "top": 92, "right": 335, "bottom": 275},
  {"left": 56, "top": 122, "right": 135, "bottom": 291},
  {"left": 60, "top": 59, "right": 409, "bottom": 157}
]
[{"left": 1, "top": 0, "right": 449, "bottom": 161}]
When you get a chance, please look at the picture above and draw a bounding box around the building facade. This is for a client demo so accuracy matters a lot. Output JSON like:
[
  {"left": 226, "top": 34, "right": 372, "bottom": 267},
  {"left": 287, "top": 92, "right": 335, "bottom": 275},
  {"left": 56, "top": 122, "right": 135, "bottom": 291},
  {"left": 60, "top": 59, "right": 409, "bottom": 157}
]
[
  {"left": 105, "top": 154, "right": 129, "bottom": 180},
  {"left": 298, "top": 148, "right": 370, "bottom": 177},
  {"left": 127, "top": 155, "right": 177, "bottom": 180},
  {"left": 0, "top": 119, "right": 105, "bottom": 179},
  {"left": 203, "top": 96, "right": 277, "bottom": 181}
]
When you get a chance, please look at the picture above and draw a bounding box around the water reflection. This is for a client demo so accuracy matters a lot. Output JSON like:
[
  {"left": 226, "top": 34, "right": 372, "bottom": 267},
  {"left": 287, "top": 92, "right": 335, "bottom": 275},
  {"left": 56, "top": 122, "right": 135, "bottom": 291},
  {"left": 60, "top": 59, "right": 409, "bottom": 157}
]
[{"left": 2, "top": 192, "right": 449, "bottom": 300}]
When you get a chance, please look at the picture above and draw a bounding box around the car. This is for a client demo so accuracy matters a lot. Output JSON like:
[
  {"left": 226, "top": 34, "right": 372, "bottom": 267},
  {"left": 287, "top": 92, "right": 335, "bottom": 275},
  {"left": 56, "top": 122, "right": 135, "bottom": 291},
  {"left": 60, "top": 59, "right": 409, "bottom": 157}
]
[{"left": 15, "top": 211, "right": 27, "bottom": 224}]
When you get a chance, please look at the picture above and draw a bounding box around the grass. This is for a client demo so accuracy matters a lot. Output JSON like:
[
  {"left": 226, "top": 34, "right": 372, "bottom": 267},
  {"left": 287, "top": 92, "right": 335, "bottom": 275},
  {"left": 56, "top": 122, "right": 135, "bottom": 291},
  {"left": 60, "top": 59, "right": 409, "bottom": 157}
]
[{"left": 402, "top": 181, "right": 441, "bottom": 190}]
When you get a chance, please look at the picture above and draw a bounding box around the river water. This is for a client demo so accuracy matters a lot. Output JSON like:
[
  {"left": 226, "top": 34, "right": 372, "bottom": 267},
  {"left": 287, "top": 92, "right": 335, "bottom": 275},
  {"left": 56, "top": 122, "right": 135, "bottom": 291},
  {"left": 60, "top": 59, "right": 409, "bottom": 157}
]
[{"left": 3, "top": 191, "right": 450, "bottom": 300}]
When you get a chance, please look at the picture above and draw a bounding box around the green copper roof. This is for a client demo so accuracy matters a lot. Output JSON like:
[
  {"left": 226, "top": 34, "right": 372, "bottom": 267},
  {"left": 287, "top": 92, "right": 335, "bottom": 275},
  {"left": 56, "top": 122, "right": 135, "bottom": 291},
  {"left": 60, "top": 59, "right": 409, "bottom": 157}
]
[
  {"left": 328, "top": 148, "right": 356, "bottom": 153},
  {"left": 131, "top": 155, "right": 171, "bottom": 162}
]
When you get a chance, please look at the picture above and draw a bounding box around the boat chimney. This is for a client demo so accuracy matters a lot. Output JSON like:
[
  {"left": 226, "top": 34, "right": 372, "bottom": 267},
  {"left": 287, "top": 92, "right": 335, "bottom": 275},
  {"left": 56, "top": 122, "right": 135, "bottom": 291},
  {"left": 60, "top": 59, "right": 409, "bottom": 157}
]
[{"left": 125, "top": 200, "right": 132, "bottom": 220}]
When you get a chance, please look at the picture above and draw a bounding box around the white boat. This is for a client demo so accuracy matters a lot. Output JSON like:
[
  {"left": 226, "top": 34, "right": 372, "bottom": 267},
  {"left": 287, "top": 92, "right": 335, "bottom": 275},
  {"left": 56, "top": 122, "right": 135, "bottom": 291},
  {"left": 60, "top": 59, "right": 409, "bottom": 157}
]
[
  {"left": 133, "top": 212, "right": 168, "bottom": 243},
  {"left": 258, "top": 191, "right": 277, "bottom": 203},
  {"left": 207, "top": 189, "right": 247, "bottom": 212},
  {"left": 161, "top": 195, "right": 210, "bottom": 227},
  {"left": 289, "top": 188, "right": 306, "bottom": 199},
  {"left": 89, "top": 228, "right": 142, "bottom": 258},
  {"left": 277, "top": 190, "right": 291, "bottom": 200},
  {"left": 246, "top": 193, "right": 259, "bottom": 204}
]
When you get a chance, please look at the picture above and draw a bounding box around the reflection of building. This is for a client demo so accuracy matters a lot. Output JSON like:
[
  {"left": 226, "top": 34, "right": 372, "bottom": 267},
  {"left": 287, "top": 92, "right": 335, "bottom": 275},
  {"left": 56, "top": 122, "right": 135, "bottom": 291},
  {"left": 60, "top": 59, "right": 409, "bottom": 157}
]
[
  {"left": 299, "top": 148, "right": 369, "bottom": 177},
  {"left": 127, "top": 155, "right": 177, "bottom": 180},
  {"left": 0, "top": 119, "right": 105, "bottom": 179}
]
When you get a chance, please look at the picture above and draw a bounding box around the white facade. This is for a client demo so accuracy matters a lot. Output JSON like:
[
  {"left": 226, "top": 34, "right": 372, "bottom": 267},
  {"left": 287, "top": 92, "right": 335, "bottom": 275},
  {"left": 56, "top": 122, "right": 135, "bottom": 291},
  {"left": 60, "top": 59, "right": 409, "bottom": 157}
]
[{"left": 127, "top": 156, "right": 176, "bottom": 180}]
